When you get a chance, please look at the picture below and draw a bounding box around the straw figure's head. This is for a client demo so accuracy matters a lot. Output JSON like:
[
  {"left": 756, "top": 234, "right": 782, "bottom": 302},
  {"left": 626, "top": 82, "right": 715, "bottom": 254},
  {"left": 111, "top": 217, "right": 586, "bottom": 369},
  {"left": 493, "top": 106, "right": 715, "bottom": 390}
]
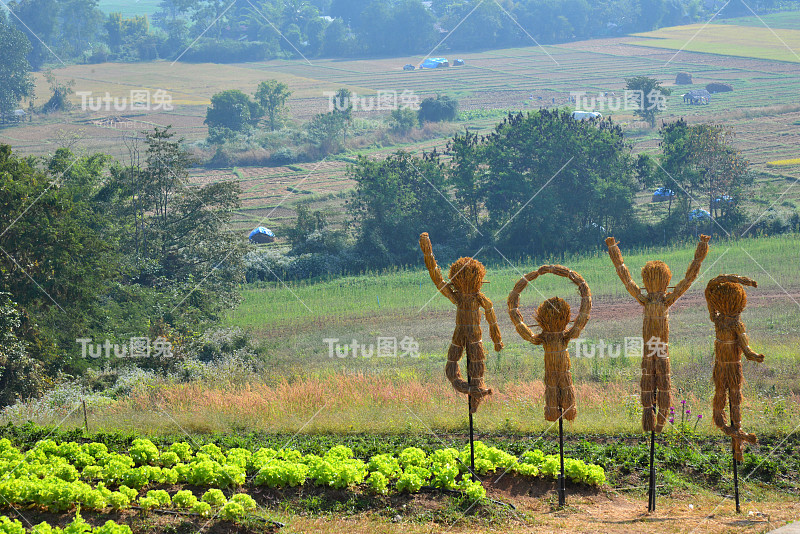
[
  {"left": 642, "top": 261, "right": 672, "bottom": 294},
  {"left": 535, "top": 296, "right": 571, "bottom": 332},
  {"left": 448, "top": 257, "right": 486, "bottom": 294},
  {"left": 707, "top": 281, "right": 747, "bottom": 316}
]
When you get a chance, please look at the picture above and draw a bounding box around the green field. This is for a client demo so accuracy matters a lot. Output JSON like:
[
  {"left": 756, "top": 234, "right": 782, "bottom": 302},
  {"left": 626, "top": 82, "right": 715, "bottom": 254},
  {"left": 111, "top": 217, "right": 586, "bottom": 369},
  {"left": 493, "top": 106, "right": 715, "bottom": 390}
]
[
  {"left": 716, "top": 10, "right": 800, "bottom": 31},
  {"left": 631, "top": 23, "right": 800, "bottom": 63},
  {"left": 97, "top": 0, "right": 159, "bottom": 16}
]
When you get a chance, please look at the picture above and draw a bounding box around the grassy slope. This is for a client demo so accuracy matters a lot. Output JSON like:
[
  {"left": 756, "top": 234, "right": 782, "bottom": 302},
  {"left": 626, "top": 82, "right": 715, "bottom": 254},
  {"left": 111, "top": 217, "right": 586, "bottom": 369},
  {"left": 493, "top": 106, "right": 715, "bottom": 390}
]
[{"left": 227, "top": 234, "right": 800, "bottom": 328}]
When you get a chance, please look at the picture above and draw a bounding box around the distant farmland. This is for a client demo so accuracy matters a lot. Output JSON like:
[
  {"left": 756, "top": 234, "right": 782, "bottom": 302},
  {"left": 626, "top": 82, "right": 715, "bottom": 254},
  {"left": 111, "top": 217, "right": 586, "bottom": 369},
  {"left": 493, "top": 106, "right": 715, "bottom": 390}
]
[{"left": 631, "top": 23, "right": 800, "bottom": 63}]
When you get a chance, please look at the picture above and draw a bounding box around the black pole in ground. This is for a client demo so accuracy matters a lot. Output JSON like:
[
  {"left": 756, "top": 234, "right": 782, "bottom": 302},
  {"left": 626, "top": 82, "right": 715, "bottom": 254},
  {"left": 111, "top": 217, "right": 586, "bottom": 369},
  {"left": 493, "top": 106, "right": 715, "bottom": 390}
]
[
  {"left": 467, "top": 353, "right": 476, "bottom": 481},
  {"left": 730, "top": 398, "right": 741, "bottom": 513},
  {"left": 648, "top": 403, "right": 657, "bottom": 512},
  {"left": 82, "top": 398, "right": 89, "bottom": 433},
  {"left": 558, "top": 408, "right": 566, "bottom": 507}
]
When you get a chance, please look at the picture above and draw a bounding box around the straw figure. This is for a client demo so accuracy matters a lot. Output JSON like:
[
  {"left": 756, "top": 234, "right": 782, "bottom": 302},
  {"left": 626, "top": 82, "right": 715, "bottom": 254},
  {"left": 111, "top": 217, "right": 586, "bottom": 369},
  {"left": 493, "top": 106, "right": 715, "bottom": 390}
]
[
  {"left": 706, "top": 275, "right": 764, "bottom": 461},
  {"left": 506, "top": 265, "right": 592, "bottom": 422},
  {"left": 605, "top": 235, "right": 711, "bottom": 432},
  {"left": 419, "top": 233, "right": 503, "bottom": 413}
]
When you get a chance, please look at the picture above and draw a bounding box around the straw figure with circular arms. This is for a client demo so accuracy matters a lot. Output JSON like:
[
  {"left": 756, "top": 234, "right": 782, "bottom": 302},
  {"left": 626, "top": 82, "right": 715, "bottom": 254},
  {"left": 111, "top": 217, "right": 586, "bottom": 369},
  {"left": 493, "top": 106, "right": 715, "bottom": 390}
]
[
  {"left": 419, "top": 232, "right": 503, "bottom": 413},
  {"left": 506, "top": 265, "right": 592, "bottom": 422},
  {"left": 705, "top": 274, "right": 765, "bottom": 462},
  {"left": 605, "top": 235, "right": 711, "bottom": 433}
]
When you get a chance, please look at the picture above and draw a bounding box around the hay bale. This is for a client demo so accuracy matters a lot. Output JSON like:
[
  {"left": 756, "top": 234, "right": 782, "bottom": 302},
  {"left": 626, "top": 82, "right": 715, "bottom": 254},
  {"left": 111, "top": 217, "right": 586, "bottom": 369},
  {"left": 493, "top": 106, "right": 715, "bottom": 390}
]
[
  {"left": 675, "top": 72, "right": 693, "bottom": 85},
  {"left": 706, "top": 275, "right": 764, "bottom": 461},
  {"left": 507, "top": 265, "right": 592, "bottom": 422},
  {"left": 706, "top": 82, "right": 733, "bottom": 93},
  {"left": 420, "top": 233, "right": 503, "bottom": 413},
  {"left": 605, "top": 235, "right": 710, "bottom": 432}
]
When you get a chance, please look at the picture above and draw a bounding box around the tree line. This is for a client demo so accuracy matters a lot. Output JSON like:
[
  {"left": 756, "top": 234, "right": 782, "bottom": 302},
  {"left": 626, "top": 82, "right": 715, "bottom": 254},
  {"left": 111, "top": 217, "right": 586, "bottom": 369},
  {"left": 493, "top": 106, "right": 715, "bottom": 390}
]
[
  {"left": 247, "top": 109, "right": 783, "bottom": 283},
  {"left": 0, "top": 0, "right": 786, "bottom": 69}
]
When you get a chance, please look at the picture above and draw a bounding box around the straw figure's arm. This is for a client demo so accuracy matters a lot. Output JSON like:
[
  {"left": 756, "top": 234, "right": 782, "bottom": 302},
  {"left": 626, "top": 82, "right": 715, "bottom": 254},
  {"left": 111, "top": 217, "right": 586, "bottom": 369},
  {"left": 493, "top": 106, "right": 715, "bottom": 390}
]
[
  {"left": 565, "top": 269, "right": 592, "bottom": 341},
  {"left": 507, "top": 271, "right": 544, "bottom": 345},
  {"left": 666, "top": 234, "right": 711, "bottom": 306},
  {"left": 480, "top": 294, "right": 504, "bottom": 352},
  {"left": 735, "top": 323, "right": 765, "bottom": 363},
  {"left": 419, "top": 233, "right": 457, "bottom": 305},
  {"left": 605, "top": 237, "right": 646, "bottom": 305}
]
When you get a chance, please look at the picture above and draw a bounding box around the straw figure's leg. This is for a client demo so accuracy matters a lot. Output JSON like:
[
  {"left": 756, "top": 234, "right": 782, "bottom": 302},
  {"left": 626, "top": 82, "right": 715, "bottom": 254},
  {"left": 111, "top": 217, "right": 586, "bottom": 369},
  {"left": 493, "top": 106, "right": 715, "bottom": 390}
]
[
  {"left": 446, "top": 339, "right": 470, "bottom": 395},
  {"left": 559, "top": 359, "right": 577, "bottom": 422},
  {"left": 641, "top": 354, "right": 657, "bottom": 432},
  {"left": 654, "top": 354, "right": 671, "bottom": 432},
  {"left": 466, "top": 339, "right": 490, "bottom": 413},
  {"left": 544, "top": 366, "right": 560, "bottom": 422}
]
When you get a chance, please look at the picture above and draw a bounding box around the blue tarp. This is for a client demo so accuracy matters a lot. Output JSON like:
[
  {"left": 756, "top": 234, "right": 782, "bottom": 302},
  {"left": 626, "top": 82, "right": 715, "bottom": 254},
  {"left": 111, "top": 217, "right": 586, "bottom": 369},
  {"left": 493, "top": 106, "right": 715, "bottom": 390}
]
[
  {"left": 652, "top": 187, "right": 675, "bottom": 201},
  {"left": 689, "top": 209, "right": 711, "bottom": 221},
  {"left": 421, "top": 57, "right": 448, "bottom": 69},
  {"left": 249, "top": 227, "right": 276, "bottom": 243}
]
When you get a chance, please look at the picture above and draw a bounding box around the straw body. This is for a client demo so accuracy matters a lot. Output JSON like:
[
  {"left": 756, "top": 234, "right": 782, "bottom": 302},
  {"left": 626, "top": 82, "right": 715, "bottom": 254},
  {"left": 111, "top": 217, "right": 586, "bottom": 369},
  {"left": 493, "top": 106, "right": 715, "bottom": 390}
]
[
  {"left": 507, "top": 265, "right": 592, "bottom": 421},
  {"left": 606, "top": 235, "right": 710, "bottom": 432},
  {"left": 706, "top": 275, "right": 764, "bottom": 461},
  {"left": 420, "top": 233, "right": 503, "bottom": 413}
]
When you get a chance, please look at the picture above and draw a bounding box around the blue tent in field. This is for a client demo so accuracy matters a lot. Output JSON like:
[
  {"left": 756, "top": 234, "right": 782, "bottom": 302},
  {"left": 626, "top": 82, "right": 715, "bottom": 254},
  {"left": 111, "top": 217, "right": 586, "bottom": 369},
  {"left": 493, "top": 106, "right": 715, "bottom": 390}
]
[
  {"left": 421, "top": 57, "right": 449, "bottom": 69},
  {"left": 249, "top": 227, "right": 276, "bottom": 244}
]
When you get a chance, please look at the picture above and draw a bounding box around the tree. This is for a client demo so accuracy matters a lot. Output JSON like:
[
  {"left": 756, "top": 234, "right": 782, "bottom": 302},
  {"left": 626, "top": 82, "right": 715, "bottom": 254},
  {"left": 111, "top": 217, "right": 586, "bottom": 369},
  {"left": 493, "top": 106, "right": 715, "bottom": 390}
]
[
  {"left": 477, "top": 109, "right": 639, "bottom": 256},
  {"left": 0, "top": 292, "right": 46, "bottom": 407},
  {"left": 0, "top": 23, "right": 34, "bottom": 124},
  {"left": 254, "top": 80, "right": 292, "bottom": 131},
  {"left": 418, "top": 95, "right": 458, "bottom": 123},
  {"left": 7, "top": 0, "right": 59, "bottom": 69},
  {"left": 306, "top": 110, "right": 347, "bottom": 154},
  {"left": 447, "top": 129, "right": 485, "bottom": 229},
  {"left": 625, "top": 75, "right": 671, "bottom": 127},
  {"left": 58, "top": 0, "right": 104, "bottom": 58},
  {"left": 658, "top": 119, "right": 752, "bottom": 232},
  {"left": 287, "top": 204, "right": 345, "bottom": 255},
  {"left": 347, "top": 150, "right": 458, "bottom": 265},
  {"left": 391, "top": 0, "right": 436, "bottom": 52},
  {"left": 389, "top": 107, "right": 418, "bottom": 135},
  {"left": 113, "top": 127, "right": 245, "bottom": 318},
  {"left": 0, "top": 144, "right": 116, "bottom": 372},
  {"left": 204, "top": 89, "right": 263, "bottom": 132},
  {"left": 105, "top": 12, "right": 149, "bottom": 51},
  {"left": 321, "top": 18, "right": 353, "bottom": 56},
  {"left": 41, "top": 71, "right": 74, "bottom": 112},
  {"left": 331, "top": 87, "right": 353, "bottom": 143}
]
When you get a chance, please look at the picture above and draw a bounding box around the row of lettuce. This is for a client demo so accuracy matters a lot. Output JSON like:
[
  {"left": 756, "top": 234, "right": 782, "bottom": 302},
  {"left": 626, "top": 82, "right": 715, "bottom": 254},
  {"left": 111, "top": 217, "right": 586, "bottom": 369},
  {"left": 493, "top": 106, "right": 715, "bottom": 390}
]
[{"left": 0, "top": 437, "right": 606, "bottom": 518}]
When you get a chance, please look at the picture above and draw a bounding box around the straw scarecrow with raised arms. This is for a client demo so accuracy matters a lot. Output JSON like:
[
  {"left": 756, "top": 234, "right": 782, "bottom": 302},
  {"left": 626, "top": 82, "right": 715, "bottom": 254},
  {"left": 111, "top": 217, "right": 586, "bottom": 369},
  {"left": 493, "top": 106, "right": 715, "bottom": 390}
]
[
  {"left": 705, "top": 274, "right": 765, "bottom": 461},
  {"left": 419, "top": 233, "right": 503, "bottom": 413},
  {"left": 605, "top": 235, "right": 711, "bottom": 432},
  {"left": 507, "top": 265, "right": 592, "bottom": 421}
]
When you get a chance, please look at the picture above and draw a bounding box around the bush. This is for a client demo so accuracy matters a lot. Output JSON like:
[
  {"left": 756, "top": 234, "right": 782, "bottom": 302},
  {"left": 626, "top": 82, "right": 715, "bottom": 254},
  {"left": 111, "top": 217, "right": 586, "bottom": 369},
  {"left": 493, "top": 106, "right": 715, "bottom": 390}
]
[
  {"left": 418, "top": 95, "right": 458, "bottom": 123},
  {"left": 706, "top": 82, "right": 733, "bottom": 92},
  {"left": 88, "top": 45, "right": 111, "bottom": 64},
  {"left": 207, "top": 147, "right": 233, "bottom": 168},
  {"left": 207, "top": 127, "right": 238, "bottom": 145},
  {"left": 180, "top": 39, "right": 272, "bottom": 63},
  {"left": 390, "top": 107, "right": 418, "bottom": 134},
  {"left": 270, "top": 147, "right": 299, "bottom": 165},
  {"left": 675, "top": 72, "right": 692, "bottom": 84}
]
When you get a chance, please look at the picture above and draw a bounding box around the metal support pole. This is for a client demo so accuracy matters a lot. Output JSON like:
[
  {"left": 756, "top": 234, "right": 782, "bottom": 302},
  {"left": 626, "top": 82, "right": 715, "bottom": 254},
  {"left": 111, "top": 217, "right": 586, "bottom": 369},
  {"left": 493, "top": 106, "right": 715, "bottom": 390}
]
[
  {"left": 648, "top": 403, "right": 657, "bottom": 512},
  {"left": 558, "top": 408, "right": 566, "bottom": 507}
]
